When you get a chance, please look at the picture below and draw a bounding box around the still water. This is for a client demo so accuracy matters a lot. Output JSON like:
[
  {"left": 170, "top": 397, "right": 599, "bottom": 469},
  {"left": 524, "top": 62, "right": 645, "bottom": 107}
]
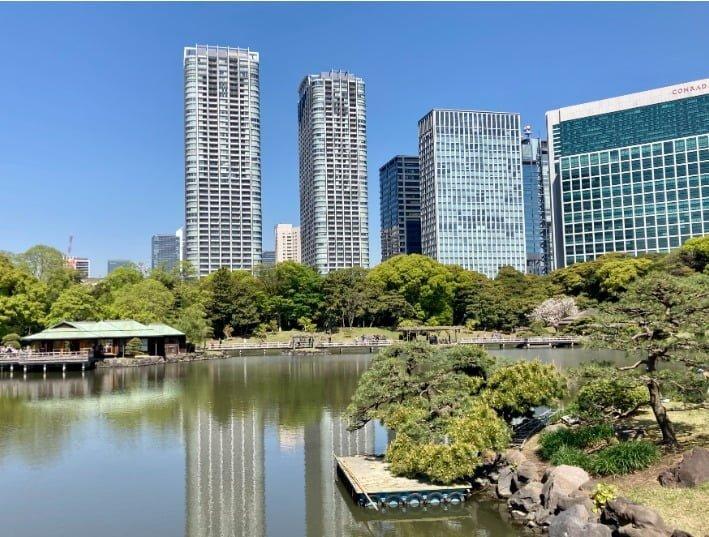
[{"left": 0, "top": 348, "right": 624, "bottom": 537}]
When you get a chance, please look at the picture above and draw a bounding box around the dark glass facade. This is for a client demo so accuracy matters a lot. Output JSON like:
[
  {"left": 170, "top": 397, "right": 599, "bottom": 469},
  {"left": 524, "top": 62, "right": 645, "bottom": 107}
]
[
  {"left": 379, "top": 156, "right": 421, "bottom": 260},
  {"left": 521, "top": 137, "right": 551, "bottom": 274},
  {"left": 151, "top": 234, "right": 180, "bottom": 270}
]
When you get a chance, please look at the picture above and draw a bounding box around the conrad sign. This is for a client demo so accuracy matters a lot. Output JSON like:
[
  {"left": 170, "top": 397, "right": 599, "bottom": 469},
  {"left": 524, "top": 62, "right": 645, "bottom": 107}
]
[{"left": 672, "top": 82, "right": 708, "bottom": 95}]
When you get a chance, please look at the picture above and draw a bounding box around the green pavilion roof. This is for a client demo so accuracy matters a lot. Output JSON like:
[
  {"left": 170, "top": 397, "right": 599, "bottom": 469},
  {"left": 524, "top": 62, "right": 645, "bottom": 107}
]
[{"left": 22, "top": 320, "right": 184, "bottom": 341}]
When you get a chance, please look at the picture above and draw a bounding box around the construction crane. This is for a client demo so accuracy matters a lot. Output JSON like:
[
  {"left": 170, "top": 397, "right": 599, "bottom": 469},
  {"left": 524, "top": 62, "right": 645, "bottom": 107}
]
[{"left": 67, "top": 235, "right": 74, "bottom": 257}]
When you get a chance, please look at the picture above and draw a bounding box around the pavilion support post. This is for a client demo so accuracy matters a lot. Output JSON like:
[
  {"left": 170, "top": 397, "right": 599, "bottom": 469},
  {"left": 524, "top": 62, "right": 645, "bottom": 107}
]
[
  {"left": 23, "top": 365, "right": 27, "bottom": 374},
  {"left": 43, "top": 364, "right": 47, "bottom": 373},
  {"left": 62, "top": 363, "right": 66, "bottom": 373}
]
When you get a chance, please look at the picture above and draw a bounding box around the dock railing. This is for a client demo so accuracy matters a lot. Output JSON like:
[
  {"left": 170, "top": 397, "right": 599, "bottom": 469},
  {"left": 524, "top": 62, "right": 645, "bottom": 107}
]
[{"left": 0, "top": 350, "right": 92, "bottom": 364}]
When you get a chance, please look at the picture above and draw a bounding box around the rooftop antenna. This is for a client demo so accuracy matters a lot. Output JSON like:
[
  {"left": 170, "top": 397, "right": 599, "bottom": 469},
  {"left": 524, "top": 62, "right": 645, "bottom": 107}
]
[{"left": 524, "top": 125, "right": 532, "bottom": 139}]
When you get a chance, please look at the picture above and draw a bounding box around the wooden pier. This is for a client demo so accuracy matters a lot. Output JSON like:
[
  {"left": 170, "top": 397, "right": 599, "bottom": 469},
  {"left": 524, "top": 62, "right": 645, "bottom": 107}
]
[
  {"left": 336, "top": 455, "right": 470, "bottom": 510},
  {"left": 0, "top": 350, "right": 93, "bottom": 373}
]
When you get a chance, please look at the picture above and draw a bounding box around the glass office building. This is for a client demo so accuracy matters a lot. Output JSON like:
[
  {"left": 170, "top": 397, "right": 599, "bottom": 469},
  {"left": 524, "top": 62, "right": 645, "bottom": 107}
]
[
  {"left": 419, "top": 109, "right": 526, "bottom": 277},
  {"left": 521, "top": 136, "right": 551, "bottom": 274},
  {"left": 151, "top": 233, "right": 181, "bottom": 270},
  {"left": 379, "top": 155, "right": 421, "bottom": 260},
  {"left": 547, "top": 79, "right": 709, "bottom": 268}
]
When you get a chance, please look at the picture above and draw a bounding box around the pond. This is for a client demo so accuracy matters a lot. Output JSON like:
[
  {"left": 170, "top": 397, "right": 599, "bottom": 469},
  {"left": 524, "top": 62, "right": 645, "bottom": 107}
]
[{"left": 0, "top": 348, "right": 625, "bottom": 537}]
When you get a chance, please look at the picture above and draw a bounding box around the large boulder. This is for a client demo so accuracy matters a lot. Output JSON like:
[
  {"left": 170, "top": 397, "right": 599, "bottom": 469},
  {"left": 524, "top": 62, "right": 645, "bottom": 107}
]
[
  {"left": 517, "top": 460, "right": 542, "bottom": 483},
  {"left": 502, "top": 448, "right": 526, "bottom": 468},
  {"left": 548, "top": 504, "right": 611, "bottom": 537},
  {"left": 542, "top": 465, "right": 591, "bottom": 510},
  {"left": 508, "top": 481, "right": 543, "bottom": 513},
  {"left": 676, "top": 448, "right": 709, "bottom": 487},
  {"left": 602, "top": 497, "right": 672, "bottom": 537},
  {"left": 659, "top": 448, "right": 709, "bottom": 488},
  {"left": 496, "top": 466, "right": 516, "bottom": 498}
]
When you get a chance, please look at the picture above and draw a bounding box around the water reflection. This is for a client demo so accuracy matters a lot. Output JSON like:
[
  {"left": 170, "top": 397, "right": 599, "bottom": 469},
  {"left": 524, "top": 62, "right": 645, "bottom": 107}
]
[{"left": 0, "top": 349, "right": 625, "bottom": 537}]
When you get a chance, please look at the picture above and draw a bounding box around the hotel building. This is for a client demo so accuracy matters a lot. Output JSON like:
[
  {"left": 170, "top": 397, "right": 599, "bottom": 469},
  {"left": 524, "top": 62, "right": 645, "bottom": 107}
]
[
  {"left": 546, "top": 79, "right": 709, "bottom": 268},
  {"left": 419, "top": 109, "right": 526, "bottom": 277},
  {"left": 298, "top": 71, "right": 369, "bottom": 273},
  {"left": 274, "top": 223, "right": 301, "bottom": 263},
  {"left": 184, "top": 45, "right": 262, "bottom": 277}
]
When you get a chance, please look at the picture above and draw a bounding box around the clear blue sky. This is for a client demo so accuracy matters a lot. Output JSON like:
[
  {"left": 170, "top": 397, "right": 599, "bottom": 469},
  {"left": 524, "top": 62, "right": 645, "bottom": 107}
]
[{"left": 1, "top": 3, "right": 707, "bottom": 276}]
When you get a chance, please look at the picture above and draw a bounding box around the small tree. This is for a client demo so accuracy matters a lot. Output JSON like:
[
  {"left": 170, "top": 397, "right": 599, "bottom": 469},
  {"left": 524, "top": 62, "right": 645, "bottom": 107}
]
[
  {"left": 297, "top": 316, "right": 316, "bottom": 333},
  {"left": 529, "top": 296, "right": 579, "bottom": 328},
  {"left": 591, "top": 273, "right": 708, "bottom": 446},
  {"left": 124, "top": 337, "right": 144, "bottom": 357},
  {"left": 223, "top": 325, "right": 234, "bottom": 340},
  {"left": 2, "top": 333, "right": 21, "bottom": 349}
]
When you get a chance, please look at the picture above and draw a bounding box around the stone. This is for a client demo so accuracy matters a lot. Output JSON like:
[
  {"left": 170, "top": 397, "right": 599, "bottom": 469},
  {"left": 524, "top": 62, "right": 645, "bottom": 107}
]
[
  {"left": 602, "top": 497, "right": 672, "bottom": 536},
  {"left": 658, "top": 468, "right": 678, "bottom": 487},
  {"left": 502, "top": 448, "right": 526, "bottom": 468},
  {"left": 548, "top": 504, "right": 610, "bottom": 537},
  {"left": 534, "top": 507, "right": 552, "bottom": 526},
  {"left": 555, "top": 490, "right": 596, "bottom": 518},
  {"left": 671, "top": 530, "right": 694, "bottom": 537},
  {"left": 676, "top": 448, "right": 709, "bottom": 487},
  {"left": 497, "top": 466, "right": 517, "bottom": 498},
  {"left": 508, "top": 482, "right": 544, "bottom": 513},
  {"left": 542, "top": 465, "right": 591, "bottom": 510},
  {"left": 517, "top": 460, "right": 542, "bottom": 483}
]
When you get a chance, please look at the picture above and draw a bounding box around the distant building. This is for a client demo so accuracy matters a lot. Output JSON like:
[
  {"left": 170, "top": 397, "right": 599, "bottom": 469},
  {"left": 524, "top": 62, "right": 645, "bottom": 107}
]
[
  {"left": 184, "top": 45, "right": 262, "bottom": 277},
  {"left": 274, "top": 224, "right": 301, "bottom": 263},
  {"left": 107, "top": 260, "right": 132, "bottom": 274},
  {"left": 175, "top": 227, "right": 184, "bottom": 264},
  {"left": 151, "top": 233, "right": 181, "bottom": 271},
  {"left": 65, "top": 257, "right": 90, "bottom": 279},
  {"left": 298, "top": 71, "right": 369, "bottom": 273},
  {"left": 261, "top": 250, "right": 276, "bottom": 266},
  {"left": 419, "top": 109, "right": 526, "bottom": 277},
  {"left": 547, "top": 78, "right": 709, "bottom": 269},
  {"left": 521, "top": 133, "right": 552, "bottom": 274},
  {"left": 379, "top": 155, "right": 421, "bottom": 260}
]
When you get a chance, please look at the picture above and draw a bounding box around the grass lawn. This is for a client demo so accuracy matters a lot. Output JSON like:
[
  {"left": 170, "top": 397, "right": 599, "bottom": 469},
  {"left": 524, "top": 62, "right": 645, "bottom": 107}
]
[{"left": 606, "top": 404, "right": 709, "bottom": 536}]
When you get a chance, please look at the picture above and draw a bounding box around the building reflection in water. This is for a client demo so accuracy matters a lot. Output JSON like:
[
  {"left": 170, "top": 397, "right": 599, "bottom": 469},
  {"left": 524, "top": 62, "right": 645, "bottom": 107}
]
[{"left": 185, "top": 408, "right": 265, "bottom": 537}]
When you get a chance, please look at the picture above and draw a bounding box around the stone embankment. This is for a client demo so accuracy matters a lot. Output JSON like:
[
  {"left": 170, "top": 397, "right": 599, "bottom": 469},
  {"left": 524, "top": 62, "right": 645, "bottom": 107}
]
[
  {"left": 96, "top": 351, "right": 228, "bottom": 368},
  {"left": 480, "top": 448, "right": 694, "bottom": 537}
]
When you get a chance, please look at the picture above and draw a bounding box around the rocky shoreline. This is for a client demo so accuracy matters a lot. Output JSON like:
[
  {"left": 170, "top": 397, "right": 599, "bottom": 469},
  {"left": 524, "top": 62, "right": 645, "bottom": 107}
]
[
  {"left": 476, "top": 447, "right": 696, "bottom": 537},
  {"left": 95, "top": 351, "right": 229, "bottom": 368}
]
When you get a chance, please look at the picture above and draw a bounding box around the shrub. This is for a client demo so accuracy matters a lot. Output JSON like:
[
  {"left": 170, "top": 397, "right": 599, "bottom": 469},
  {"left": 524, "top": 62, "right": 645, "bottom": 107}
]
[
  {"left": 124, "top": 337, "right": 144, "bottom": 357},
  {"left": 589, "top": 441, "right": 660, "bottom": 476},
  {"left": 592, "top": 483, "right": 618, "bottom": 511},
  {"left": 549, "top": 445, "right": 593, "bottom": 468},
  {"left": 575, "top": 378, "right": 647, "bottom": 421},
  {"left": 1, "top": 333, "right": 21, "bottom": 349},
  {"left": 538, "top": 423, "right": 615, "bottom": 460}
]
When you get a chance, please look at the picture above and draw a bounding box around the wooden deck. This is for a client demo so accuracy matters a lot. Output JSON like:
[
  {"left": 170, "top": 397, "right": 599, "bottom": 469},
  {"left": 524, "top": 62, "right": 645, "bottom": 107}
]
[
  {"left": 0, "top": 350, "right": 93, "bottom": 372},
  {"left": 336, "top": 455, "right": 470, "bottom": 510}
]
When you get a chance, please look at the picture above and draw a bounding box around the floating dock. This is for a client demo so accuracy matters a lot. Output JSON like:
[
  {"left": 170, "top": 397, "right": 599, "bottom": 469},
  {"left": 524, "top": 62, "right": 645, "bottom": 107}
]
[{"left": 336, "top": 455, "right": 471, "bottom": 510}]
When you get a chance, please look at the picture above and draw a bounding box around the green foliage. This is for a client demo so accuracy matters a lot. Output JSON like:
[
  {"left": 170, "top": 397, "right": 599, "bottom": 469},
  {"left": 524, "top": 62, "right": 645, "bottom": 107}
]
[
  {"left": 482, "top": 360, "right": 567, "bottom": 420},
  {"left": 15, "top": 245, "right": 66, "bottom": 282},
  {"left": 170, "top": 303, "right": 211, "bottom": 345},
  {"left": 368, "top": 254, "right": 455, "bottom": 324},
  {"left": 297, "top": 316, "right": 316, "bottom": 332},
  {"left": 46, "top": 285, "right": 103, "bottom": 326},
  {"left": 591, "top": 483, "right": 618, "bottom": 512},
  {"left": 124, "top": 337, "right": 144, "bottom": 357},
  {"left": 548, "top": 446, "right": 593, "bottom": 468},
  {"left": 1, "top": 333, "right": 21, "bottom": 349},
  {"left": 574, "top": 377, "right": 648, "bottom": 421},
  {"left": 347, "top": 343, "right": 564, "bottom": 483},
  {"left": 202, "top": 268, "right": 266, "bottom": 337},
  {"left": 259, "top": 262, "right": 322, "bottom": 330},
  {"left": 538, "top": 424, "right": 615, "bottom": 460},
  {"left": 678, "top": 235, "right": 709, "bottom": 273},
  {"left": 110, "top": 279, "right": 174, "bottom": 324},
  {"left": 589, "top": 441, "right": 660, "bottom": 476}
]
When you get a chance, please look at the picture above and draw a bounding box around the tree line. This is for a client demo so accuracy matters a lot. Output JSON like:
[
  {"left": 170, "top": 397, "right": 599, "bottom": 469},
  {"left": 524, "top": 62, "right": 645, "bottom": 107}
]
[{"left": 1, "top": 236, "right": 707, "bottom": 348}]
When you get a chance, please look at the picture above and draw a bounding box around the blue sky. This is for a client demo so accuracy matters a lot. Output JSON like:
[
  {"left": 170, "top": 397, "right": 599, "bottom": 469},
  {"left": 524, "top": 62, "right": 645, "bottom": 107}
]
[{"left": 1, "top": 3, "right": 707, "bottom": 276}]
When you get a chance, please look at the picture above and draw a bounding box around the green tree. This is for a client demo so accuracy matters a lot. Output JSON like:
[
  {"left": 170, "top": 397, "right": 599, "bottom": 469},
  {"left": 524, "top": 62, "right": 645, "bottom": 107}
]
[
  {"left": 0, "top": 255, "right": 47, "bottom": 335},
  {"left": 1, "top": 333, "right": 21, "bottom": 349},
  {"left": 171, "top": 303, "right": 211, "bottom": 346},
  {"left": 678, "top": 235, "right": 709, "bottom": 273},
  {"left": 321, "top": 267, "right": 370, "bottom": 328},
  {"left": 110, "top": 279, "right": 174, "bottom": 324},
  {"left": 202, "top": 268, "right": 266, "bottom": 337},
  {"left": 46, "top": 285, "right": 103, "bottom": 325},
  {"left": 259, "top": 262, "right": 322, "bottom": 330},
  {"left": 124, "top": 337, "right": 144, "bottom": 357},
  {"left": 591, "top": 273, "right": 709, "bottom": 446},
  {"left": 15, "top": 245, "right": 65, "bottom": 282},
  {"left": 347, "top": 343, "right": 565, "bottom": 483},
  {"left": 368, "top": 254, "right": 455, "bottom": 324}
]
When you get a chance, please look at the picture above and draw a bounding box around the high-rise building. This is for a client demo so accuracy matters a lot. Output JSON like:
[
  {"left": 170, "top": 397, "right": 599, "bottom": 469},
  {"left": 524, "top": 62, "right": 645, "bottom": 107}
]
[
  {"left": 261, "top": 250, "right": 276, "bottom": 266},
  {"left": 107, "top": 260, "right": 132, "bottom": 274},
  {"left": 184, "top": 45, "right": 262, "bottom": 278},
  {"left": 274, "top": 223, "right": 301, "bottom": 263},
  {"left": 66, "top": 257, "right": 90, "bottom": 279},
  {"left": 521, "top": 133, "right": 552, "bottom": 274},
  {"left": 151, "top": 233, "right": 181, "bottom": 271},
  {"left": 175, "top": 227, "right": 184, "bottom": 264},
  {"left": 419, "top": 109, "right": 526, "bottom": 277},
  {"left": 298, "top": 71, "right": 369, "bottom": 274},
  {"left": 547, "top": 79, "right": 709, "bottom": 269},
  {"left": 379, "top": 155, "right": 421, "bottom": 260}
]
